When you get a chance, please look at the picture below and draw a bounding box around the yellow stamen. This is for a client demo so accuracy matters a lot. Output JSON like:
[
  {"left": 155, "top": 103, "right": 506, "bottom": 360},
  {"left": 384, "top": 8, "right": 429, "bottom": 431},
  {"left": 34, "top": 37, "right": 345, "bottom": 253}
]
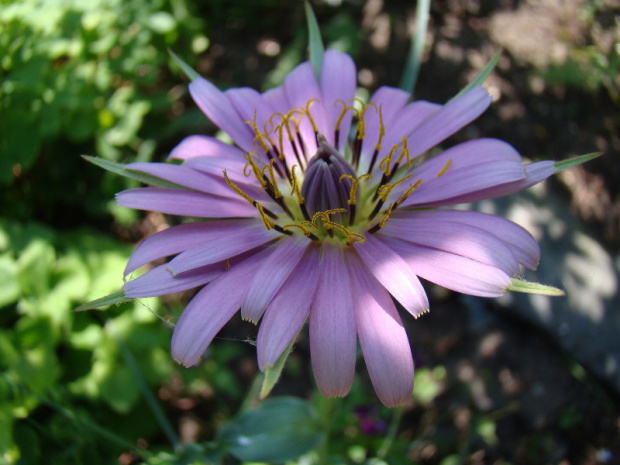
[
  {"left": 224, "top": 259, "right": 231, "bottom": 271},
  {"left": 377, "top": 174, "right": 413, "bottom": 201},
  {"left": 324, "top": 221, "right": 366, "bottom": 245},
  {"left": 436, "top": 159, "right": 452, "bottom": 177},
  {"left": 290, "top": 164, "right": 305, "bottom": 204},
  {"left": 312, "top": 209, "right": 346, "bottom": 230},
  {"left": 243, "top": 152, "right": 267, "bottom": 188},
  {"left": 223, "top": 170, "right": 257, "bottom": 205},
  {"left": 395, "top": 136, "right": 411, "bottom": 168},
  {"left": 304, "top": 98, "right": 320, "bottom": 134},
  {"left": 245, "top": 114, "right": 271, "bottom": 155},
  {"left": 396, "top": 179, "right": 423, "bottom": 207},
  {"left": 262, "top": 161, "right": 282, "bottom": 198},
  {"left": 379, "top": 144, "right": 400, "bottom": 175},
  {"left": 374, "top": 106, "right": 385, "bottom": 152},
  {"left": 256, "top": 203, "right": 275, "bottom": 230},
  {"left": 340, "top": 173, "right": 372, "bottom": 205},
  {"left": 334, "top": 99, "right": 355, "bottom": 133}
]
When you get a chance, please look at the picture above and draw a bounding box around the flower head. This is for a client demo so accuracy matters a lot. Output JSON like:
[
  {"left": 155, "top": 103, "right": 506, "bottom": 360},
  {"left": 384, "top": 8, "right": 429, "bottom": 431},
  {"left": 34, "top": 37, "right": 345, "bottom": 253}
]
[{"left": 118, "top": 50, "right": 560, "bottom": 406}]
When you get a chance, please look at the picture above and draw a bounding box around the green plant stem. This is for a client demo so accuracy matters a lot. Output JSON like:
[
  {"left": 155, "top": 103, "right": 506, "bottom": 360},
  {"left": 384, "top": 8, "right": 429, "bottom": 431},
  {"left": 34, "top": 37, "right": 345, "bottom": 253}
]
[
  {"left": 112, "top": 326, "right": 180, "bottom": 449},
  {"left": 240, "top": 371, "right": 266, "bottom": 412},
  {"left": 377, "top": 405, "right": 404, "bottom": 458},
  {"left": 315, "top": 394, "right": 337, "bottom": 463}
]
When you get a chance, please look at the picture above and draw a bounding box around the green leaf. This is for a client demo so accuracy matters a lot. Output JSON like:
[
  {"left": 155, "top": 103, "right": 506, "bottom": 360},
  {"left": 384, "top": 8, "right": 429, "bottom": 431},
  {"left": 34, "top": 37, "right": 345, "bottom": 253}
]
[
  {"left": 260, "top": 336, "right": 297, "bottom": 399},
  {"left": 554, "top": 152, "right": 602, "bottom": 172},
  {"left": 168, "top": 49, "right": 200, "bottom": 81},
  {"left": 305, "top": 1, "right": 324, "bottom": 80},
  {"left": 217, "top": 397, "right": 325, "bottom": 463},
  {"left": 74, "top": 290, "right": 129, "bottom": 311},
  {"left": 399, "top": 0, "right": 431, "bottom": 95},
  {"left": 508, "top": 278, "right": 565, "bottom": 296},
  {"left": 82, "top": 155, "right": 187, "bottom": 189},
  {"left": 450, "top": 48, "right": 502, "bottom": 101}
]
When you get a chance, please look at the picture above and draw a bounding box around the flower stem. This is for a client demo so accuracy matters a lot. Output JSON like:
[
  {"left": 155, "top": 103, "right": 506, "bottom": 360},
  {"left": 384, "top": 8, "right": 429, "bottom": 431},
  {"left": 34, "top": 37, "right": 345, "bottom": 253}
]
[{"left": 377, "top": 405, "right": 404, "bottom": 459}]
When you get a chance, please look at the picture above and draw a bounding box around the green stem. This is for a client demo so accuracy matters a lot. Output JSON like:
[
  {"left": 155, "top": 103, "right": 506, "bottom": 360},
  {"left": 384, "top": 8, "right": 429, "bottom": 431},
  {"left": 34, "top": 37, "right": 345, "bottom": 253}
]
[
  {"left": 377, "top": 405, "right": 404, "bottom": 458},
  {"left": 316, "top": 394, "right": 337, "bottom": 463}
]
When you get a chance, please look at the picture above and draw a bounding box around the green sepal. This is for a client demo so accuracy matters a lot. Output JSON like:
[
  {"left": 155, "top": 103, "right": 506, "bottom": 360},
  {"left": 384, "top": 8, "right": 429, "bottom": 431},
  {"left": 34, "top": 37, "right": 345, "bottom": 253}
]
[
  {"left": 74, "top": 290, "right": 129, "bottom": 312},
  {"left": 507, "top": 278, "right": 565, "bottom": 296},
  {"left": 554, "top": 152, "right": 602, "bottom": 172},
  {"left": 260, "top": 336, "right": 297, "bottom": 400},
  {"left": 82, "top": 155, "right": 187, "bottom": 189},
  {"left": 168, "top": 48, "right": 200, "bottom": 81},
  {"left": 305, "top": 0, "right": 324, "bottom": 81},
  {"left": 450, "top": 48, "right": 502, "bottom": 101},
  {"left": 399, "top": 0, "right": 431, "bottom": 95}
]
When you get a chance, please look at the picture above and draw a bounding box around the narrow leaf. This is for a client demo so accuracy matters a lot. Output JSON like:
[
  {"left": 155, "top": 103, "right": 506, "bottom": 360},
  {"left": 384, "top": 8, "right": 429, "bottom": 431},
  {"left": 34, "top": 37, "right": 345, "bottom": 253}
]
[
  {"left": 508, "top": 278, "right": 565, "bottom": 296},
  {"left": 305, "top": 0, "right": 324, "bottom": 80},
  {"left": 83, "top": 155, "right": 187, "bottom": 189},
  {"left": 168, "top": 49, "right": 200, "bottom": 81},
  {"left": 554, "top": 152, "right": 602, "bottom": 172},
  {"left": 260, "top": 337, "right": 297, "bottom": 400},
  {"left": 451, "top": 48, "right": 502, "bottom": 101},
  {"left": 399, "top": 0, "right": 431, "bottom": 95},
  {"left": 74, "top": 290, "right": 129, "bottom": 311}
]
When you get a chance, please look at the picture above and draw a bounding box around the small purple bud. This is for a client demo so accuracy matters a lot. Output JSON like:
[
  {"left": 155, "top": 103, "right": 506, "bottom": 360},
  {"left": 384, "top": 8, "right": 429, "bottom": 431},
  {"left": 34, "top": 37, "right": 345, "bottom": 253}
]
[{"left": 301, "top": 134, "right": 356, "bottom": 220}]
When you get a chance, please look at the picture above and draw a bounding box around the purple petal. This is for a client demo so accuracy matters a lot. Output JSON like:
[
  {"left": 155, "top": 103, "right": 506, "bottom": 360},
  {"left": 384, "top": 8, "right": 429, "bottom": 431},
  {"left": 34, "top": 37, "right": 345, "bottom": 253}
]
[
  {"left": 116, "top": 187, "right": 258, "bottom": 218},
  {"left": 126, "top": 162, "right": 241, "bottom": 198},
  {"left": 241, "top": 237, "right": 310, "bottom": 323},
  {"left": 381, "top": 216, "right": 520, "bottom": 276},
  {"left": 380, "top": 235, "right": 511, "bottom": 297},
  {"left": 406, "top": 86, "right": 492, "bottom": 159},
  {"left": 257, "top": 246, "right": 320, "bottom": 369},
  {"left": 359, "top": 86, "right": 411, "bottom": 170},
  {"left": 284, "top": 61, "right": 326, "bottom": 153},
  {"left": 167, "top": 226, "right": 281, "bottom": 275},
  {"left": 189, "top": 77, "right": 256, "bottom": 152},
  {"left": 392, "top": 209, "right": 540, "bottom": 270},
  {"left": 310, "top": 244, "right": 356, "bottom": 397},
  {"left": 171, "top": 251, "right": 265, "bottom": 366},
  {"left": 320, "top": 50, "right": 356, "bottom": 152},
  {"left": 353, "top": 234, "right": 429, "bottom": 317},
  {"left": 124, "top": 219, "right": 259, "bottom": 276},
  {"left": 123, "top": 262, "right": 223, "bottom": 298},
  {"left": 168, "top": 135, "right": 243, "bottom": 161},
  {"left": 346, "top": 252, "right": 414, "bottom": 407}
]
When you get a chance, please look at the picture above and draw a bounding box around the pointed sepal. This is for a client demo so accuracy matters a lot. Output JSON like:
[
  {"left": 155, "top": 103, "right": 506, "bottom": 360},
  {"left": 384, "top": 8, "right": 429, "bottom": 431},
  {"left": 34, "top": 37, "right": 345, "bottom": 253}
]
[
  {"left": 507, "top": 278, "right": 565, "bottom": 296},
  {"left": 260, "top": 336, "right": 297, "bottom": 400},
  {"left": 168, "top": 49, "right": 201, "bottom": 81},
  {"left": 304, "top": 1, "right": 324, "bottom": 81},
  {"left": 554, "top": 152, "right": 603, "bottom": 172},
  {"left": 83, "top": 155, "right": 187, "bottom": 189},
  {"left": 451, "top": 49, "right": 502, "bottom": 101},
  {"left": 74, "top": 290, "right": 130, "bottom": 311}
]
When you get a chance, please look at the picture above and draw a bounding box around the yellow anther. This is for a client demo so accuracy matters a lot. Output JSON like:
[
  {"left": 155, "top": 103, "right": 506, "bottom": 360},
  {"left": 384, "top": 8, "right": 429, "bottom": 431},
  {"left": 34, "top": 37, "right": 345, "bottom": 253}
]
[
  {"left": 374, "top": 106, "right": 385, "bottom": 152},
  {"left": 340, "top": 173, "right": 372, "bottom": 205},
  {"left": 396, "top": 179, "right": 423, "bottom": 206},
  {"left": 262, "top": 161, "right": 282, "bottom": 198},
  {"left": 283, "top": 222, "right": 313, "bottom": 236},
  {"left": 243, "top": 152, "right": 267, "bottom": 188},
  {"left": 223, "top": 170, "right": 257, "bottom": 205},
  {"left": 324, "top": 222, "right": 366, "bottom": 245},
  {"left": 355, "top": 101, "right": 379, "bottom": 140},
  {"left": 290, "top": 165, "right": 305, "bottom": 204},
  {"left": 379, "top": 203, "right": 395, "bottom": 229},
  {"left": 436, "top": 159, "right": 452, "bottom": 177},
  {"left": 312, "top": 209, "right": 346, "bottom": 229},
  {"left": 377, "top": 174, "right": 413, "bottom": 201},
  {"left": 334, "top": 100, "right": 353, "bottom": 133},
  {"left": 395, "top": 137, "right": 411, "bottom": 168},
  {"left": 244, "top": 114, "right": 271, "bottom": 155},
  {"left": 304, "top": 98, "right": 320, "bottom": 134},
  {"left": 224, "top": 259, "right": 231, "bottom": 271},
  {"left": 379, "top": 144, "right": 400, "bottom": 175},
  {"left": 256, "top": 203, "right": 276, "bottom": 230}
]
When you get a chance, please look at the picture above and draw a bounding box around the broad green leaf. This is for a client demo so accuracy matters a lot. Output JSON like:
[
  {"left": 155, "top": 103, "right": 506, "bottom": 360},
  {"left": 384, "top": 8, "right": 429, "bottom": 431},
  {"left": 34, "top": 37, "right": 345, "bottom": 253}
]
[
  {"left": 82, "top": 155, "right": 187, "bottom": 189},
  {"left": 305, "top": 1, "right": 324, "bottom": 80},
  {"left": 399, "top": 0, "right": 431, "bottom": 95},
  {"left": 74, "top": 290, "right": 129, "bottom": 311},
  {"left": 508, "top": 278, "right": 565, "bottom": 296},
  {"left": 217, "top": 397, "right": 325, "bottom": 463},
  {"left": 450, "top": 48, "right": 502, "bottom": 101},
  {"left": 554, "top": 152, "right": 602, "bottom": 172}
]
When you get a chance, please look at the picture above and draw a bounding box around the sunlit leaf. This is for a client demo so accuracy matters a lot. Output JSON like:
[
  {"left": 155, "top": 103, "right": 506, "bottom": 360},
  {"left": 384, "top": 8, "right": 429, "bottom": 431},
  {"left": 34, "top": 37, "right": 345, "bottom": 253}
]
[{"left": 508, "top": 278, "right": 565, "bottom": 296}]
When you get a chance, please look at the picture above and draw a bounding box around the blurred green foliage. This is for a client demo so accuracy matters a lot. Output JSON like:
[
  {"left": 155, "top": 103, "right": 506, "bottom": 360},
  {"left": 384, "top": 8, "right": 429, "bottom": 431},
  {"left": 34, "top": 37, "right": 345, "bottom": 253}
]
[{"left": 0, "top": 0, "right": 206, "bottom": 224}]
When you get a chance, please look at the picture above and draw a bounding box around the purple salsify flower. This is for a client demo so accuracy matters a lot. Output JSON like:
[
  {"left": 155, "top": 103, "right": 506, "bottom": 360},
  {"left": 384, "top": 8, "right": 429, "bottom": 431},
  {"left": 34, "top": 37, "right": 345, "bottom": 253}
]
[{"left": 118, "top": 50, "right": 558, "bottom": 407}]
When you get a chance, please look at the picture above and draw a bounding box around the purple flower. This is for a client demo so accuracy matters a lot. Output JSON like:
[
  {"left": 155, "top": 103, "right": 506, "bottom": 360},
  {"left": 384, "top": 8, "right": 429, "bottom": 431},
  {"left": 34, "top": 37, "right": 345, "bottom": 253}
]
[{"left": 118, "top": 50, "right": 557, "bottom": 407}]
